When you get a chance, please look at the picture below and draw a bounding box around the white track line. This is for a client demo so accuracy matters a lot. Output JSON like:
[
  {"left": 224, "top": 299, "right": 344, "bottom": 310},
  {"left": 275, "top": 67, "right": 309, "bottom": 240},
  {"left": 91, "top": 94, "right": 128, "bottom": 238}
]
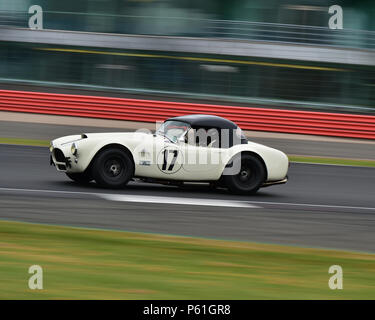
[
  {"left": 0, "top": 187, "right": 258, "bottom": 208},
  {"left": 100, "top": 194, "right": 258, "bottom": 208},
  {"left": 0, "top": 187, "right": 374, "bottom": 211},
  {"left": 245, "top": 200, "right": 375, "bottom": 211}
]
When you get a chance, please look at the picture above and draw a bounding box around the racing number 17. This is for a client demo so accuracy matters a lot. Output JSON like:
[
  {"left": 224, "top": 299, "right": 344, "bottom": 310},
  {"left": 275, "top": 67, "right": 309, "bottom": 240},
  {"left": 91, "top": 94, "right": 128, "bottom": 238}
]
[{"left": 162, "top": 149, "right": 178, "bottom": 171}]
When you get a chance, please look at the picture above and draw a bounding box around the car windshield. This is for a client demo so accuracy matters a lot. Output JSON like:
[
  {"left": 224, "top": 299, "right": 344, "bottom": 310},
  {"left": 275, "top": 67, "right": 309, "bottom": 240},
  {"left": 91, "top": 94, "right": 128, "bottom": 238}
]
[{"left": 156, "top": 120, "right": 190, "bottom": 143}]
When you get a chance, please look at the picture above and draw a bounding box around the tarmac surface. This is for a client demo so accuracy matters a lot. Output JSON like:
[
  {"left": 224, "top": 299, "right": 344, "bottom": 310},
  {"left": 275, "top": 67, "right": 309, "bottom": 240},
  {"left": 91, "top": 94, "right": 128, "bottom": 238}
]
[{"left": 0, "top": 144, "right": 374, "bottom": 252}]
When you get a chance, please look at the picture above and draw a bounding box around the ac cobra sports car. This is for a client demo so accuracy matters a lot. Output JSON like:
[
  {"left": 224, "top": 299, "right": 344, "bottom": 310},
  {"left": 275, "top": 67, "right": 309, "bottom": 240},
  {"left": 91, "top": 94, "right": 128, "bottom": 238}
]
[{"left": 50, "top": 114, "right": 288, "bottom": 194}]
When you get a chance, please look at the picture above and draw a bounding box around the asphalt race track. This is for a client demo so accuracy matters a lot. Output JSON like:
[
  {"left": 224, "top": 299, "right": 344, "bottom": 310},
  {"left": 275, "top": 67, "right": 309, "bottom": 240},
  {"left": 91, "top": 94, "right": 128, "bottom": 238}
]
[{"left": 0, "top": 144, "right": 374, "bottom": 252}]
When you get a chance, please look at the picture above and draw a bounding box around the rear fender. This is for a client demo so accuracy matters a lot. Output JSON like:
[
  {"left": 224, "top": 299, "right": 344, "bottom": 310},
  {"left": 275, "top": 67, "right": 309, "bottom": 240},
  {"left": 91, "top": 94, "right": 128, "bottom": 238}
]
[{"left": 220, "top": 143, "right": 288, "bottom": 181}]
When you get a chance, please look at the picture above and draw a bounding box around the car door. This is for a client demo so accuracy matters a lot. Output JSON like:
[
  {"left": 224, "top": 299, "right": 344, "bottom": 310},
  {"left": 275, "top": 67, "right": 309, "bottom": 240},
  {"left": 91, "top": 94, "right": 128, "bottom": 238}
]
[{"left": 180, "top": 127, "right": 224, "bottom": 180}]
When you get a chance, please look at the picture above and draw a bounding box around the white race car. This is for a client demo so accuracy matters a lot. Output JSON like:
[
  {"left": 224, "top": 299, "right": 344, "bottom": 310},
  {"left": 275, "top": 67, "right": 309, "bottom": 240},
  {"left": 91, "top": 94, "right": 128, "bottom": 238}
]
[{"left": 50, "top": 115, "right": 288, "bottom": 194}]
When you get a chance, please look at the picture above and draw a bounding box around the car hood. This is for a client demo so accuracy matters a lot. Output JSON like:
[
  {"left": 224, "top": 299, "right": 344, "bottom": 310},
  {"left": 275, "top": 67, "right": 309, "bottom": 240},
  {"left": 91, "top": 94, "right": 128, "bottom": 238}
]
[{"left": 51, "top": 131, "right": 164, "bottom": 146}]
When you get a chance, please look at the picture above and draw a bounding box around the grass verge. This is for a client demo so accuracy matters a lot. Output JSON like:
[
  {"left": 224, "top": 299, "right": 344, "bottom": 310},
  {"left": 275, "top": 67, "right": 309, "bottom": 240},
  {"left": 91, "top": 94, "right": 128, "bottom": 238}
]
[
  {"left": 0, "top": 220, "right": 374, "bottom": 299},
  {"left": 0, "top": 137, "right": 49, "bottom": 147},
  {"left": 289, "top": 155, "right": 375, "bottom": 167}
]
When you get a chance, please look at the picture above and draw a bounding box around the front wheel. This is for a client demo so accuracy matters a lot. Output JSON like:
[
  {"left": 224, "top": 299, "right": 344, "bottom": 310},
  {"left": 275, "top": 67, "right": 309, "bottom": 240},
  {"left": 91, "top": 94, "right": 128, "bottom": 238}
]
[
  {"left": 222, "top": 154, "right": 266, "bottom": 195},
  {"left": 91, "top": 147, "right": 134, "bottom": 189}
]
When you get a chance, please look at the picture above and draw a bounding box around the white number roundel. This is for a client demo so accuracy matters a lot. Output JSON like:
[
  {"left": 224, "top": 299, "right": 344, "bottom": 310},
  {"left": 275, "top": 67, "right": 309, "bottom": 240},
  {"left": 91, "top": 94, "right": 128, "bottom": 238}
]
[{"left": 157, "top": 146, "right": 183, "bottom": 174}]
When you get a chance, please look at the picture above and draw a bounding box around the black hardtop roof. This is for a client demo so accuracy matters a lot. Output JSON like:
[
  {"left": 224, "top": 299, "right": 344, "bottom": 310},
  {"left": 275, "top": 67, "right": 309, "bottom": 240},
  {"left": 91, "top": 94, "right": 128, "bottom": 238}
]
[{"left": 167, "top": 114, "right": 238, "bottom": 130}]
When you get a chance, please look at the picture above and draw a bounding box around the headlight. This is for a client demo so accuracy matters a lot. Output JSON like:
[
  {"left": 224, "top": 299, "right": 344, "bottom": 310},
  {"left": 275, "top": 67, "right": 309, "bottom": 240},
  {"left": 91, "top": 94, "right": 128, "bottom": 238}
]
[
  {"left": 71, "top": 143, "right": 78, "bottom": 156},
  {"left": 49, "top": 143, "right": 53, "bottom": 152}
]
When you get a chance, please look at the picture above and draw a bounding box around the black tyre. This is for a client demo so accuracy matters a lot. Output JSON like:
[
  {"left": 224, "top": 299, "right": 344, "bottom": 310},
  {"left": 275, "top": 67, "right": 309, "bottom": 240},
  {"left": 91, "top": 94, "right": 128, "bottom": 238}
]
[
  {"left": 66, "top": 171, "right": 93, "bottom": 184},
  {"left": 223, "top": 154, "right": 266, "bottom": 195},
  {"left": 91, "top": 147, "right": 134, "bottom": 189}
]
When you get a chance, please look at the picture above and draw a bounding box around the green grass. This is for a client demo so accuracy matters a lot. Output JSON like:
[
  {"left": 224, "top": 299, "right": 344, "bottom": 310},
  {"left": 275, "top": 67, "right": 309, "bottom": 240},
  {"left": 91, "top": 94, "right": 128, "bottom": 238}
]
[
  {"left": 289, "top": 155, "right": 375, "bottom": 167},
  {"left": 1, "top": 137, "right": 375, "bottom": 167},
  {"left": 0, "top": 137, "right": 49, "bottom": 147},
  {"left": 0, "top": 220, "right": 374, "bottom": 299}
]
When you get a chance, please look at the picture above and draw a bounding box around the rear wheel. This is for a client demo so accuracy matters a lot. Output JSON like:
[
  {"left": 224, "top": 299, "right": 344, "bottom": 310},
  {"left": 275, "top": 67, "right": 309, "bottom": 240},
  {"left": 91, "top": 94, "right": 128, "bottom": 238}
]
[
  {"left": 66, "top": 172, "right": 93, "bottom": 184},
  {"left": 223, "top": 154, "right": 266, "bottom": 195},
  {"left": 92, "top": 148, "right": 134, "bottom": 189}
]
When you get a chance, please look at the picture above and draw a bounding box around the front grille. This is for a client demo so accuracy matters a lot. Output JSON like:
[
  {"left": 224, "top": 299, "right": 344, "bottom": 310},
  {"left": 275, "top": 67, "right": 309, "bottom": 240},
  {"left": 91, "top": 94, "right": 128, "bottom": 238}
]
[{"left": 53, "top": 148, "right": 65, "bottom": 162}]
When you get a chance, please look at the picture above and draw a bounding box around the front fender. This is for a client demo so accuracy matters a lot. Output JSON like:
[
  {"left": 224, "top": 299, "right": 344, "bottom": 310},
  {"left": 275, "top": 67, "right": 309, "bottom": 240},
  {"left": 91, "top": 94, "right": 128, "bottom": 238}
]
[{"left": 73, "top": 138, "right": 137, "bottom": 173}]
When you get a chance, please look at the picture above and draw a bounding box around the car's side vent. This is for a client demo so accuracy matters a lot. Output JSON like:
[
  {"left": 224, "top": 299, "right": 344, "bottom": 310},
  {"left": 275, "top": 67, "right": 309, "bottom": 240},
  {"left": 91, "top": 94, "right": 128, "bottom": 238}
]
[{"left": 81, "top": 134, "right": 88, "bottom": 139}]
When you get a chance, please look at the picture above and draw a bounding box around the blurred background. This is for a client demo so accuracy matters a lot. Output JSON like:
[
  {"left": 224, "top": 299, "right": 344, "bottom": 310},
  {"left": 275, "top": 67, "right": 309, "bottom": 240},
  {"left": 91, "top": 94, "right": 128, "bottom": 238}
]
[
  {"left": 1, "top": 1, "right": 375, "bottom": 300},
  {"left": 0, "top": 0, "right": 375, "bottom": 112}
]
